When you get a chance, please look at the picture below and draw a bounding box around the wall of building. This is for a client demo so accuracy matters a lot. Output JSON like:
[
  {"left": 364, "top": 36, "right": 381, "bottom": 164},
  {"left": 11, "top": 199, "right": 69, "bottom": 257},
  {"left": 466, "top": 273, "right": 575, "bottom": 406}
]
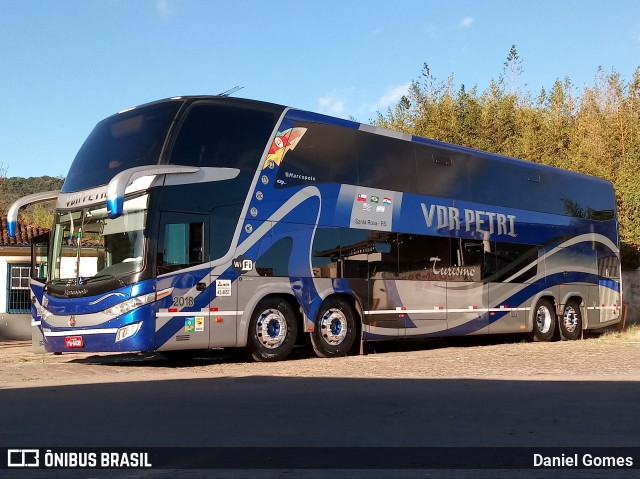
[
  {"left": 0, "top": 313, "right": 31, "bottom": 340},
  {"left": 0, "top": 253, "right": 33, "bottom": 340},
  {"left": 622, "top": 270, "right": 640, "bottom": 325},
  {"left": 0, "top": 254, "right": 31, "bottom": 314}
]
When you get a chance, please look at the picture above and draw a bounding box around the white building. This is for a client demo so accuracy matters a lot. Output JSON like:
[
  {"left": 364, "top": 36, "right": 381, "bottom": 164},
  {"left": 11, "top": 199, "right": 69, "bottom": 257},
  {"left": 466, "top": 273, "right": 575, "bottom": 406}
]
[{"left": 0, "top": 217, "right": 47, "bottom": 340}]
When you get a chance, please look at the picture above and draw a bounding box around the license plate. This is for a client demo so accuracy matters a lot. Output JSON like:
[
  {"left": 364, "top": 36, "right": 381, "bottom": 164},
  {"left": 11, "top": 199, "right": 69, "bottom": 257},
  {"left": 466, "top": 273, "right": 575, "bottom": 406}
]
[{"left": 65, "top": 336, "right": 84, "bottom": 348}]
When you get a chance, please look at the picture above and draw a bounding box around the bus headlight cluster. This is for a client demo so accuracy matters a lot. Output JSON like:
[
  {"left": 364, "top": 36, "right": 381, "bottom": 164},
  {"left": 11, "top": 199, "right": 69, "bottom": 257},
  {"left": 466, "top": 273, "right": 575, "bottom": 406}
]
[
  {"left": 39, "top": 305, "right": 52, "bottom": 321},
  {"left": 103, "top": 291, "right": 157, "bottom": 317},
  {"left": 115, "top": 322, "right": 142, "bottom": 342}
]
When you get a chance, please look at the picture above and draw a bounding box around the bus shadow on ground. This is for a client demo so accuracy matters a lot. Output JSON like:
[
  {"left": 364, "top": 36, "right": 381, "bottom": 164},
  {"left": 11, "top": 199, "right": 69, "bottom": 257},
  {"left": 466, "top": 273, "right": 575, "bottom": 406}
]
[{"left": 67, "top": 329, "right": 609, "bottom": 368}]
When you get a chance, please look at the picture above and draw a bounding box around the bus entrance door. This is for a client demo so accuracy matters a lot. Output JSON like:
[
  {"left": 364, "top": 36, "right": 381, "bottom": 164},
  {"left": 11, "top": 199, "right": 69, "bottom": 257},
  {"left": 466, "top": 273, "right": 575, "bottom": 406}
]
[
  {"left": 156, "top": 212, "right": 210, "bottom": 350},
  {"left": 209, "top": 271, "right": 238, "bottom": 347}
]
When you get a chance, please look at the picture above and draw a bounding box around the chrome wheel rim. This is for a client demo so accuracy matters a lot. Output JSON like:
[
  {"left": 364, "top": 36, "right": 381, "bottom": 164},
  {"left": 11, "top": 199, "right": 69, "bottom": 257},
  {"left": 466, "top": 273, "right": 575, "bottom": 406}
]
[
  {"left": 256, "top": 309, "right": 287, "bottom": 349},
  {"left": 536, "top": 305, "right": 552, "bottom": 334},
  {"left": 563, "top": 306, "right": 578, "bottom": 333},
  {"left": 320, "top": 308, "right": 348, "bottom": 345}
]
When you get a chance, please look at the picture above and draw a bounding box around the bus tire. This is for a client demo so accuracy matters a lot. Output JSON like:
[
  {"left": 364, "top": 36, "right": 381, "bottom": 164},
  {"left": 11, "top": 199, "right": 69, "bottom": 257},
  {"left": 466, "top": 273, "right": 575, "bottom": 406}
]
[
  {"left": 533, "top": 298, "right": 557, "bottom": 342},
  {"left": 559, "top": 299, "right": 582, "bottom": 340},
  {"left": 247, "top": 297, "right": 298, "bottom": 362},
  {"left": 310, "top": 297, "right": 357, "bottom": 358}
]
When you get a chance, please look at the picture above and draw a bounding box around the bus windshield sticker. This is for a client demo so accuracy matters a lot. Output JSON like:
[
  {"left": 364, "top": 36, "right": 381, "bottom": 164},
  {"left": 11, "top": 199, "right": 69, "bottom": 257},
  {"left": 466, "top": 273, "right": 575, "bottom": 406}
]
[{"left": 263, "top": 127, "right": 307, "bottom": 168}]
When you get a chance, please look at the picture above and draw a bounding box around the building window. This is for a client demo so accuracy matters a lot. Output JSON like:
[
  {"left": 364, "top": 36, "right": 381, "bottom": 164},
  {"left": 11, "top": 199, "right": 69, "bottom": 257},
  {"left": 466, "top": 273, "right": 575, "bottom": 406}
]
[{"left": 7, "top": 263, "right": 31, "bottom": 313}]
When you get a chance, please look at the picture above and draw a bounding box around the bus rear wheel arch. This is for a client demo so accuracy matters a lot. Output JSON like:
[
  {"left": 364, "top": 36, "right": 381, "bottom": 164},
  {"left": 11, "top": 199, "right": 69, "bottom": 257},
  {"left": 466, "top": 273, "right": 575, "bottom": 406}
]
[
  {"left": 532, "top": 297, "right": 558, "bottom": 342},
  {"left": 246, "top": 296, "right": 298, "bottom": 362},
  {"left": 310, "top": 296, "right": 358, "bottom": 358},
  {"left": 559, "top": 299, "right": 583, "bottom": 340}
]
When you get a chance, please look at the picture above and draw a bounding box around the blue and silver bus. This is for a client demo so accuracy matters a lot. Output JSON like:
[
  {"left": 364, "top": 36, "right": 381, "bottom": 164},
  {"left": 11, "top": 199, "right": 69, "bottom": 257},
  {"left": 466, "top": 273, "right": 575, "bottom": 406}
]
[{"left": 8, "top": 96, "right": 622, "bottom": 360}]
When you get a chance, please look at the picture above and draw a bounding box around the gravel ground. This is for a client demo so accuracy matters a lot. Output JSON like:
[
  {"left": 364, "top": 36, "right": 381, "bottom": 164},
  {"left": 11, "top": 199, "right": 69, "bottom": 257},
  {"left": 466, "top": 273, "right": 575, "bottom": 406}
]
[{"left": 1, "top": 327, "right": 638, "bottom": 389}]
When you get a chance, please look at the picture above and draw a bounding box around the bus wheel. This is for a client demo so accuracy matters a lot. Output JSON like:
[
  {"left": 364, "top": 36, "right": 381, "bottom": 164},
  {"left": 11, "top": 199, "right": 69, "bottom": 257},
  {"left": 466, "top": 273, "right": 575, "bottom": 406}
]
[
  {"left": 533, "top": 298, "right": 557, "bottom": 342},
  {"left": 559, "top": 300, "right": 582, "bottom": 340},
  {"left": 310, "top": 297, "right": 357, "bottom": 358},
  {"left": 247, "top": 297, "right": 298, "bottom": 362}
]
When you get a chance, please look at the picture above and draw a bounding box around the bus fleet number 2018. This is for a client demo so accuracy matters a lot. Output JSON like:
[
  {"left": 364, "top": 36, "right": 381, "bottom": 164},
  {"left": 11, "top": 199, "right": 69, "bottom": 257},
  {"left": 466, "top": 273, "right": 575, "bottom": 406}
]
[{"left": 173, "top": 296, "right": 195, "bottom": 307}]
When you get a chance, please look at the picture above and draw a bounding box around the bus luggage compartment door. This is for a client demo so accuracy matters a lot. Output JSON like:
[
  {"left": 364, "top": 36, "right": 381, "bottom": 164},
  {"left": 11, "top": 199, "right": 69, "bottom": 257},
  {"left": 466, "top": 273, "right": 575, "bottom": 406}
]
[{"left": 446, "top": 281, "right": 489, "bottom": 336}]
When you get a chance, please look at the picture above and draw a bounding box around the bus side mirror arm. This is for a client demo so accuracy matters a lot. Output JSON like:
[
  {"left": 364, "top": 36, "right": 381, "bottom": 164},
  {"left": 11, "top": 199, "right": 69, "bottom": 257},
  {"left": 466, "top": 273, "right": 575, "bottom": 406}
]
[
  {"left": 105, "top": 165, "right": 241, "bottom": 218},
  {"left": 7, "top": 190, "right": 60, "bottom": 238},
  {"left": 105, "top": 165, "right": 200, "bottom": 219}
]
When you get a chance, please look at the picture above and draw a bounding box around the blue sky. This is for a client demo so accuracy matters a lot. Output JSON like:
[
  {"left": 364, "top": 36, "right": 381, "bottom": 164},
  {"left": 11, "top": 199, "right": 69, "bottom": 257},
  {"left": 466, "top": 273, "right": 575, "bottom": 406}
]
[{"left": 1, "top": 0, "right": 640, "bottom": 179}]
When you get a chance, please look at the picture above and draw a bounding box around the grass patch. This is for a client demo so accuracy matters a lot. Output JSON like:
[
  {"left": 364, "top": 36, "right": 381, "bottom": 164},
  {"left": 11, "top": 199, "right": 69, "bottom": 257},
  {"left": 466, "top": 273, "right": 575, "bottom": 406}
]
[{"left": 598, "top": 323, "right": 640, "bottom": 342}]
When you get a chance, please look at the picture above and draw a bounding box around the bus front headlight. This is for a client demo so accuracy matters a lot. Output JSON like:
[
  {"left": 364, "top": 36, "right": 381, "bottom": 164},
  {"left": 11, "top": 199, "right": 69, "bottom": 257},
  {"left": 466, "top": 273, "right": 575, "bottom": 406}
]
[
  {"left": 102, "top": 288, "right": 173, "bottom": 318},
  {"left": 103, "top": 292, "right": 157, "bottom": 317}
]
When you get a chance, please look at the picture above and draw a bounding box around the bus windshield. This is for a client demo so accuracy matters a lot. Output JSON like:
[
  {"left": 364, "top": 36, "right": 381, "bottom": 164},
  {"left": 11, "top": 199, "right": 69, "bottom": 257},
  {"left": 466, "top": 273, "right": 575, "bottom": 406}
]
[
  {"left": 62, "top": 101, "right": 182, "bottom": 193},
  {"left": 50, "top": 194, "right": 149, "bottom": 284}
]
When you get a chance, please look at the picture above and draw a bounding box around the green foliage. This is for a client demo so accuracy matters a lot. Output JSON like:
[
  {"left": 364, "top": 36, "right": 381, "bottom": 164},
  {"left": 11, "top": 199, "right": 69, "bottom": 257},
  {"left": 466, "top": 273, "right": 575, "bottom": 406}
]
[
  {"left": 621, "top": 243, "right": 640, "bottom": 271},
  {"left": 376, "top": 47, "right": 640, "bottom": 259},
  {"left": 0, "top": 175, "right": 64, "bottom": 229}
]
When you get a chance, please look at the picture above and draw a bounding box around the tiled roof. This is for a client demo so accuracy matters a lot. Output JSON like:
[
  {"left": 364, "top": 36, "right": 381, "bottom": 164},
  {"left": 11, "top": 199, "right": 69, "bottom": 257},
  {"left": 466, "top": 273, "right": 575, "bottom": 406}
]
[{"left": 0, "top": 217, "right": 49, "bottom": 245}]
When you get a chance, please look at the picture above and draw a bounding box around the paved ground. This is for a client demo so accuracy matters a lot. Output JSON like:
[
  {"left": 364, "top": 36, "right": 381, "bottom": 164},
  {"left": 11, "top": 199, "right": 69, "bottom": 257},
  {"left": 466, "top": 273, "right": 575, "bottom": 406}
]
[
  {"left": 1, "top": 331, "right": 639, "bottom": 479},
  {"left": 1, "top": 329, "right": 639, "bottom": 388}
]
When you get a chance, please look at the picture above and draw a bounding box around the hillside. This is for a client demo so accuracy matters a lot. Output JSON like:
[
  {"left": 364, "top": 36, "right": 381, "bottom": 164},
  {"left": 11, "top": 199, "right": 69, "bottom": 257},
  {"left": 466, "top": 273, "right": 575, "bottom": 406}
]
[{"left": 0, "top": 176, "right": 64, "bottom": 228}]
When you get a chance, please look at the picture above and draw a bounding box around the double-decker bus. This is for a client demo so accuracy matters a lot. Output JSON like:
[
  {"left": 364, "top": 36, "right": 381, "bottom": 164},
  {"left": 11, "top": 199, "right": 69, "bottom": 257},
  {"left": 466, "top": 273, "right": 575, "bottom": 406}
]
[{"left": 8, "top": 96, "right": 622, "bottom": 361}]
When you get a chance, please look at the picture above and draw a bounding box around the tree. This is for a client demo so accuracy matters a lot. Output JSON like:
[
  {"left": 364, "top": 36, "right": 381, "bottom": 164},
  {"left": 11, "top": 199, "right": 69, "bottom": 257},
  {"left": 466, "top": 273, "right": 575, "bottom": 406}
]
[{"left": 374, "top": 53, "right": 640, "bottom": 260}]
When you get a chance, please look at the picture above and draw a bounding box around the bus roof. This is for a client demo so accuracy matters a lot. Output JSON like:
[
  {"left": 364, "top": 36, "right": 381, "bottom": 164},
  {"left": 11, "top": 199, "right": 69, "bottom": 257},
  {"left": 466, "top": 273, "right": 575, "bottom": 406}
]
[{"left": 107, "top": 95, "right": 613, "bottom": 188}]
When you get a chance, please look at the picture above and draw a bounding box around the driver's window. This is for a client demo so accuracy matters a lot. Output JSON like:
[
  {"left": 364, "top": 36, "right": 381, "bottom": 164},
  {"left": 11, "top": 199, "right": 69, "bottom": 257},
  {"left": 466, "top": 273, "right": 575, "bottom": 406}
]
[{"left": 157, "top": 221, "right": 205, "bottom": 274}]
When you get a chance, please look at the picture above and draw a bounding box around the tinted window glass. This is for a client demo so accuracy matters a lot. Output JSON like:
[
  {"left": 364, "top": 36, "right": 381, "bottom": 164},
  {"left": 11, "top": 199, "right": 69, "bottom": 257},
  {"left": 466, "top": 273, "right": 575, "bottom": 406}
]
[
  {"left": 398, "top": 234, "right": 450, "bottom": 277},
  {"left": 312, "top": 228, "right": 341, "bottom": 278},
  {"left": 63, "top": 102, "right": 181, "bottom": 192},
  {"left": 275, "top": 122, "right": 357, "bottom": 187},
  {"left": 491, "top": 242, "right": 539, "bottom": 282},
  {"left": 256, "top": 237, "right": 293, "bottom": 277},
  {"left": 366, "top": 232, "right": 398, "bottom": 278},
  {"left": 170, "top": 103, "right": 279, "bottom": 171},
  {"left": 548, "top": 174, "right": 615, "bottom": 221},
  {"left": 357, "top": 131, "right": 416, "bottom": 192},
  {"left": 339, "top": 228, "right": 373, "bottom": 279},
  {"left": 415, "top": 144, "right": 470, "bottom": 200},
  {"left": 211, "top": 204, "right": 242, "bottom": 261},
  {"left": 158, "top": 222, "right": 204, "bottom": 274},
  {"left": 449, "top": 239, "right": 487, "bottom": 281},
  {"left": 468, "top": 155, "right": 616, "bottom": 221},
  {"left": 469, "top": 156, "right": 536, "bottom": 210}
]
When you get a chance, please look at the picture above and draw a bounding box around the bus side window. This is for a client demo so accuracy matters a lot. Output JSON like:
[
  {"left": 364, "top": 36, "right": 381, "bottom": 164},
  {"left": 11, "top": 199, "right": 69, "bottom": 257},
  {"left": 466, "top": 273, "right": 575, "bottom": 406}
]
[
  {"left": 169, "top": 103, "right": 278, "bottom": 171},
  {"left": 357, "top": 131, "right": 416, "bottom": 193},
  {"left": 493, "top": 242, "right": 539, "bottom": 282},
  {"left": 157, "top": 222, "right": 204, "bottom": 274},
  {"left": 312, "top": 227, "right": 341, "bottom": 278},
  {"left": 452, "top": 239, "right": 492, "bottom": 281},
  {"left": 397, "top": 234, "right": 450, "bottom": 274}
]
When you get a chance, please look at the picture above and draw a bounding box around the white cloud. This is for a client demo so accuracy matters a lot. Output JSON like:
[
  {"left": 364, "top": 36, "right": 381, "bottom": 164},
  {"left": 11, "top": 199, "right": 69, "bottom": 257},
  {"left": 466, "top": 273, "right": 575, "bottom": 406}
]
[
  {"left": 459, "top": 17, "right": 475, "bottom": 28},
  {"left": 373, "top": 82, "right": 411, "bottom": 111},
  {"left": 318, "top": 92, "right": 345, "bottom": 115}
]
